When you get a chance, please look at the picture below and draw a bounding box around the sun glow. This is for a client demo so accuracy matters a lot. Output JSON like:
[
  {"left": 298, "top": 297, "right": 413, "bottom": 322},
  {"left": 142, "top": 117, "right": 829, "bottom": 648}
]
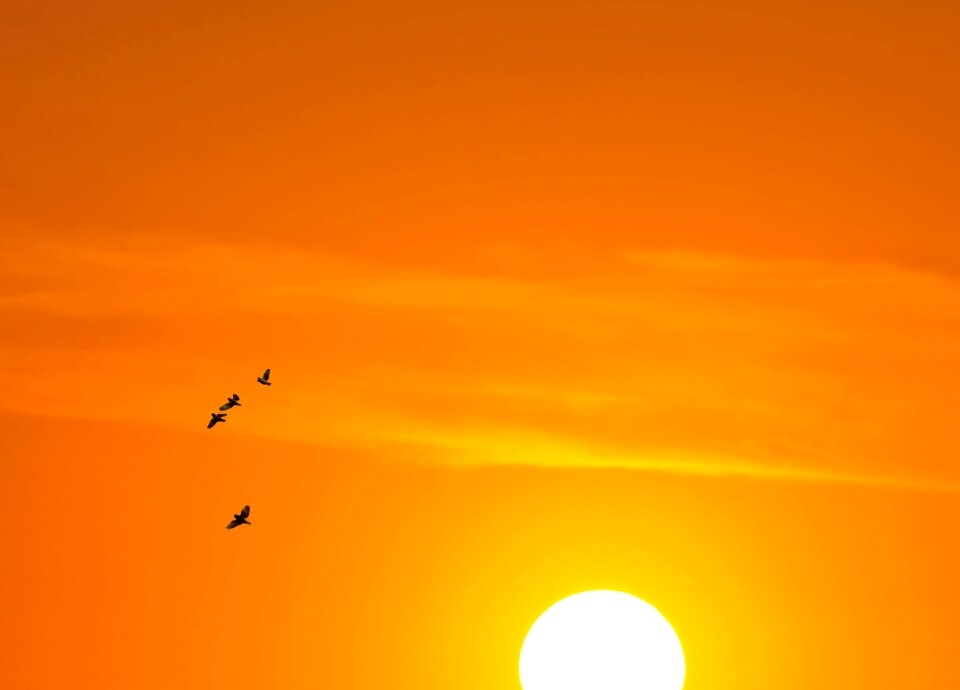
[{"left": 519, "top": 590, "right": 685, "bottom": 690}]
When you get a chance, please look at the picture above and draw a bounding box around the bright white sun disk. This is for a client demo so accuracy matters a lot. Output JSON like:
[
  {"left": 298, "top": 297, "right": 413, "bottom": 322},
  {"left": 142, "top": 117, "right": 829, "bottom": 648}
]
[{"left": 519, "top": 590, "right": 685, "bottom": 690}]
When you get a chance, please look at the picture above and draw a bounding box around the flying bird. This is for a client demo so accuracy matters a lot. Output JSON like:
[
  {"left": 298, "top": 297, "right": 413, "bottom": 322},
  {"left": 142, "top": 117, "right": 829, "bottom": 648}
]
[
  {"left": 219, "top": 393, "right": 241, "bottom": 411},
  {"left": 226, "top": 505, "right": 251, "bottom": 529},
  {"left": 207, "top": 412, "right": 227, "bottom": 429},
  {"left": 257, "top": 368, "right": 272, "bottom": 386}
]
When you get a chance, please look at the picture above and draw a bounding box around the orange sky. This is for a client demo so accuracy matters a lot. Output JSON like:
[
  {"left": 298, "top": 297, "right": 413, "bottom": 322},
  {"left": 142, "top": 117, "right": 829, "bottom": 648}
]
[{"left": 2, "top": 1, "right": 960, "bottom": 688}]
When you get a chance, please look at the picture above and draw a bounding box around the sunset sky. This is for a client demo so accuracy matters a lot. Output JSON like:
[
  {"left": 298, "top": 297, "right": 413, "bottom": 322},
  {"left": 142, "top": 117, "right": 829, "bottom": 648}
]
[{"left": 3, "top": 1, "right": 960, "bottom": 688}]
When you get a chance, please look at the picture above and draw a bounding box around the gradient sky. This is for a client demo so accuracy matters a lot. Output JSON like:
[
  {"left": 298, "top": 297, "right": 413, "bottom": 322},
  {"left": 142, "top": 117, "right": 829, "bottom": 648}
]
[{"left": 2, "top": 1, "right": 960, "bottom": 688}]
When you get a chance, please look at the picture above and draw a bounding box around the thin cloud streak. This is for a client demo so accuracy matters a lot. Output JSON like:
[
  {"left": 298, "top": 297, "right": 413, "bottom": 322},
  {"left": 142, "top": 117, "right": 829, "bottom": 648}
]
[{"left": 3, "top": 240, "right": 960, "bottom": 491}]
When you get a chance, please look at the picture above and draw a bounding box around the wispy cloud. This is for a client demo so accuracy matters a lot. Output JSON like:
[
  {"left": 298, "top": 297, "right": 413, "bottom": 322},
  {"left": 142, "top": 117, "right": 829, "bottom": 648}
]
[{"left": 3, "top": 240, "right": 959, "bottom": 491}]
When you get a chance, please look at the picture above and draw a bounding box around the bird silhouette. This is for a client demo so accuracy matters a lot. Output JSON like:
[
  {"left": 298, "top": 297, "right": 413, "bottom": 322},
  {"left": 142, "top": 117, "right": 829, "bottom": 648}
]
[
  {"left": 207, "top": 412, "right": 227, "bottom": 429},
  {"left": 257, "top": 368, "right": 272, "bottom": 386},
  {"left": 219, "top": 393, "right": 241, "bottom": 411},
  {"left": 226, "top": 505, "right": 251, "bottom": 529}
]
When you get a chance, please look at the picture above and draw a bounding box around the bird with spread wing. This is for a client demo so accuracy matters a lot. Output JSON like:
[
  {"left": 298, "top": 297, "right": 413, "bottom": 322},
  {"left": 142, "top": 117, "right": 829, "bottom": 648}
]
[
  {"left": 219, "top": 393, "right": 241, "bottom": 411},
  {"left": 226, "top": 505, "right": 251, "bottom": 529},
  {"left": 207, "top": 412, "right": 227, "bottom": 429}
]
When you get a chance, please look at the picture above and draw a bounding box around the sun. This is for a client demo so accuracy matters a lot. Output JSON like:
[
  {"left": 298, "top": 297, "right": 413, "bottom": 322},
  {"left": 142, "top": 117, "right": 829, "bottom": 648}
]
[{"left": 519, "top": 590, "right": 686, "bottom": 690}]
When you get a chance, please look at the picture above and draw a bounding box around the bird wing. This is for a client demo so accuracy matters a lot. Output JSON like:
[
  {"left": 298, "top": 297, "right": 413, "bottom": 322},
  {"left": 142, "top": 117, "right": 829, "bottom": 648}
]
[
  {"left": 218, "top": 401, "right": 233, "bottom": 411},
  {"left": 232, "top": 393, "right": 240, "bottom": 400},
  {"left": 207, "top": 417, "right": 217, "bottom": 429},
  {"left": 240, "top": 505, "right": 250, "bottom": 518},
  {"left": 263, "top": 368, "right": 270, "bottom": 380},
  {"left": 226, "top": 520, "right": 240, "bottom": 529}
]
